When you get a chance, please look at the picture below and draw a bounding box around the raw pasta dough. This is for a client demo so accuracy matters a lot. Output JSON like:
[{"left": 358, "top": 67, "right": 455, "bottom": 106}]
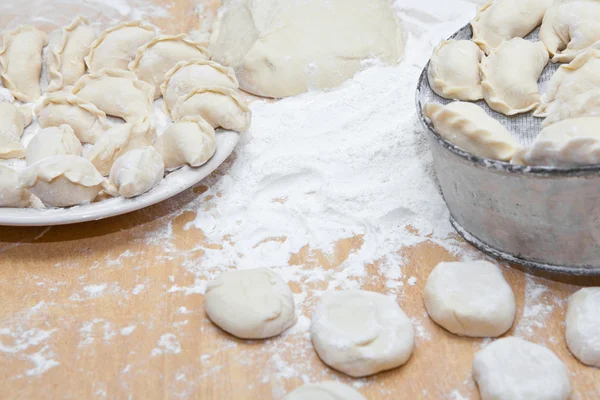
[
  {"left": 0, "top": 25, "right": 48, "bottom": 102},
  {"left": 209, "top": 0, "right": 404, "bottom": 98},
  {"left": 283, "top": 382, "right": 366, "bottom": 400},
  {"left": 427, "top": 40, "right": 484, "bottom": 101},
  {"left": 154, "top": 117, "right": 217, "bottom": 169},
  {"left": 540, "top": 0, "right": 600, "bottom": 63},
  {"left": 0, "top": 165, "right": 32, "bottom": 207},
  {"left": 171, "top": 87, "right": 251, "bottom": 132},
  {"left": 423, "top": 261, "right": 515, "bottom": 337},
  {"left": 311, "top": 290, "right": 414, "bottom": 377},
  {"left": 129, "top": 34, "right": 210, "bottom": 99},
  {"left": 26, "top": 125, "right": 82, "bottom": 166},
  {"left": 512, "top": 118, "right": 600, "bottom": 167},
  {"left": 0, "top": 102, "right": 32, "bottom": 159},
  {"left": 471, "top": 0, "right": 553, "bottom": 54},
  {"left": 204, "top": 268, "right": 296, "bottom": 339},
  {"left": 46, "top": 16, "right": 96, "bottom": 91},
  {"left": 566, "top": 287, "right": 600, "bottom": 367},
  {"left": 108, "top": 147, "right": 164, "bottom": 198},
  {"left": 473, "top": 337, "right": 572, "bottom": 400},
  {"left": 423, "top": 102, "right": 520, "bottom": 161},
  {"left": 481, "top": 38, "right": 549, "bottom": 115},
  {"left": 85, "top": 21, "right": 156, "bottom": 73},
  {"left": 72, "top": 68, "right": 155, "bottom": 122}
]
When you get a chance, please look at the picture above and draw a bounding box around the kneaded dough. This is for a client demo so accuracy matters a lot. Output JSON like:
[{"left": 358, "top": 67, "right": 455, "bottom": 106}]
[
  {"left": 283, "top": 381, "right": 366, "bottom": 400},
  {"left": 204, "top": 268, "right": 296, "bottom": 339},
  {"left": 566, "top": 287, "right": 600, "bottom": 367},
  {"left": 209, "top": 0, "right": 404, "bottom": 98},
  {"left": 473, "top": 337, "right": 572, "bottom": 400},
  {"left": 310, "top": 290, "right": 414, "bottom": 378},
  {"left": 424, "top": 260, "right": 515, "bottom": 337}
]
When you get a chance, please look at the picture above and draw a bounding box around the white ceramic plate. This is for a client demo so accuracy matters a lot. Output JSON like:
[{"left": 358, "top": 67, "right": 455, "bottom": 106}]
[{"left": 0, "top": 131, "right": 240, "bottom": 226}]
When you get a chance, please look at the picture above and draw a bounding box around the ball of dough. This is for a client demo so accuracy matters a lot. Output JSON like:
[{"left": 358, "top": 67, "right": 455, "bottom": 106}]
[
  {"left": 566, "top": 287, "right": 600, "bottom": 367},
  {"left": 209, "top": 0, "right": 404, "bottom": 98},
  {"left": 204, "top": 268, "right": 296, "bottom": 339},
  {"left": 310, "top": 290, "right": 414, "bottom": 378},
  {"left": 473, "top": 337, "right": 572, "bottom": 400},
  {"left": 423, "top": 260, "right": 515, "bottom": 337},
  {"left": 283, "top": 381, "right": 366, "bottom": 400}
]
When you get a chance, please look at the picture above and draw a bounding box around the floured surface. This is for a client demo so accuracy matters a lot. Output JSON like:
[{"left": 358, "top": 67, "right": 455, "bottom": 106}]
[{"left": 0, "top": 0, "right": 599, "bottom": 399}]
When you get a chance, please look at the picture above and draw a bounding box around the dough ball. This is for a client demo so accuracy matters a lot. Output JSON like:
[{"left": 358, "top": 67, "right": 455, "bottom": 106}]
[
  {"left": 204, "top": 268, "right": 296, "bottom": 339},
  {"left": 566, "top": 287, "right": 600, "bottom": 367},
  {"left": 473, "top": 337, "right": 572, "bottom": 400},
  {"left": 209, "top": 0, "right": 404, "bottom": 98},
  {"left": 310, "top": 290, "right": 414, "bottom": 377},
  {"left": 283, "top": 381, "right": 366, "bottom": 400},
  {"left": 423, "top": 260, "right": 515, "bottom": 337}
]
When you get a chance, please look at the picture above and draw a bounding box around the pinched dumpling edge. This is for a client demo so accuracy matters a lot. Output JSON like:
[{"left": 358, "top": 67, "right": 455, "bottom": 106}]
[{"left": 21, "top": 154, "right": 105, "bottom": 189}]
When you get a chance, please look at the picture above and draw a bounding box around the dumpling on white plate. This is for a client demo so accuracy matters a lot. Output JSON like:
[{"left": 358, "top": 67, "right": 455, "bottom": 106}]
[
  {"left": 108, "top": 146, "right": 164, "bottom": 198},
  {"left": 26, "top": 125, "right": 82, "bottom": 166},
  {"left": 0, "top": 164, "right": 33, "bottom": 207},
  {"left": 0, "top": 101, "right": 32, "bottom": 139}
]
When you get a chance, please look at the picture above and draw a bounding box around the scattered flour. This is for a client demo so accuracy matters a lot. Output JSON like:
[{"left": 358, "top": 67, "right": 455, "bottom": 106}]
[
  {"left": 152, "top": 333, "right": 182, "bottom": 356},
  {"left": 515, "top": 276, "right": 557, "bottom": 339}
]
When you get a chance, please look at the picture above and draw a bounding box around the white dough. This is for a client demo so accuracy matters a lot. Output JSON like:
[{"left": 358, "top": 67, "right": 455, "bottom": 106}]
[
  {"left": 310, "top": 290, "right": 414, "bottom": 378},
  {"left": 512, "top": 117, "right": 600, "bottom": 167},
  {"left": 566, "top": 287, "right": 600, "bottom": 367},
  {"left": 0, "top": 102, "right": 32, "bottom": 139},
  {"left": 0, "top": 135, "right": 25, "bottom": 160},
  {"left": 283, "top": 381, "right": 367, "bottom": 400},
  {"left": 423, "top": 260, "right": 515, "bottom": 337},
  {"left": 481, "top": 38, "right": 549, "bottom": 116},
  {"left": 472, "top": 337, "right": 572, "bottom": 400},
  {"left": 427, "top": 40, "right": 484, "bottom": 101},
  {"left": 26, "top": 125, "right": 82, "bottom": 166},
  {"left": 209, "top": 0, "right": 405, "bottom": 98},
  {"left": 204, "top": 268, "right": 296, "bottom": 339},
  {"left": 423, "top": 102, "right": 520, "bottom": 161},
  {"left": 154, "top": 117, "right": 217, "bottom": 169},
  {"left": 0, "top": 165, "right": 31, "bottom": 208},
  {"left": 108, "top": 147, "right": 164, "bottom": 198}
]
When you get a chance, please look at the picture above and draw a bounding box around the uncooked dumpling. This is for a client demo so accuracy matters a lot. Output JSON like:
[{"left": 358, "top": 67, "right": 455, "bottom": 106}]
[
  {"left": 481, "top": 38, "right": 549, "bottom": 115},
  {"left": 72, "top": 68, "right": 155, "bottom": 122},
  {"left": 209, "top": 0, "right": 404, "bottom": 98},
  {"left": 108, "top": 146, "right": 164, "bottom": 198},
  {"left": 46, "top": 16, "right": 96, "bottom": 91},
  {"left": 311, "top": 290, "right": 414, "bottom": 377},
  {"left": 540, "top": 0, "right": 600, "bottom": 63},
  {"left": 512, "top": 118, "right": 600, "bottom": 167},
  {"left": 471, "top": 0, "right": 553, "bottom": 54},
  {"left": 0, "top": 165, "right": 32, "bottom": 207},
  {"left": 473, "top": 337, "right": 572, "bottom": 400},
  {"left": 283, "top": 382, "right": 367, "bottom": 400},
  {"left": 87, "top": 118, "right": 156, "bottom": 176},
  {"left": 129, "top": 34, "right": 210, "bottom": 98},
  {"left": 21, "top": 154, "right": 105, "bottom": 207},
  {"left": 160, "top": 59, "right": 238, "bottom": 112},
  {"left": 0, "top": 135, "right": 25, "bottom": 160},
  {"left": 0, "top": 102, "right": 32, "bottom": 139},
  {"left": 35, "top": 93, "right": 109, "bottom": 144},
  {"left": 423, "top": 102, "right": 520, "bottom": 161},
  {"left": 26, "top": 125, "right": 82, "bottom": 166},
  {"left": 427, "top": 40, "right": 484, "bottom": 101},
  {"left": 171, "top": 87, "right": 251, "bottom": 132},
  {"left": 154, "top": 117, "right": 217, "bottom": 169},
  {"left": 566, "top": 287, "right": 600, "bottom": 367},
  {"left": 85, "top": 21, "right": 156, "bottom": 73},
  {"left": 0, "top": 25, "right": 48, "bottom": 102}
]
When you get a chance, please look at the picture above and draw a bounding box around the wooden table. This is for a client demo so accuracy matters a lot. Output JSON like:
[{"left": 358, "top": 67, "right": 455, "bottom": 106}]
[{"left": 1, "top": 1, "right": 599, "bottom": 398}]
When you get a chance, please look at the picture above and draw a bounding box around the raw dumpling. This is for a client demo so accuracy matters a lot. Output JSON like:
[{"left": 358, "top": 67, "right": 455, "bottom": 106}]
[
  {"left": 540, "top": 0, "right": 600, "bottom": 63},
  {"left": 87, "top": 118, "right": 156, "bottom": 175},
  {"left": 72, "top": 68, "right": 155, "bottom": 122},
  {"left": 108, "top": 146, "right": 164, "bottom": 198},
  {"left": 171, "top": 87, "right": 251, "bottom": 132},
  {"left": 0, "top": 136, "right": 25, "bottom": 160},
  {"left": 85, "top": 21, "right": 156, "bottom": 73},
  {"left": 129, "top": 34, "right": 210, "bottom": 99},
  {"left": 427, "top": 40, "right": 484, "bottom": 101},
  {"left": 161, "top": 59, "right": 238, "bottom": 113},
  {"left": 26, "top": 125, "right": 82, "bottom": 166},
  {"left": 512, "top": 118, "right": 600, "bottom": 167},
  {"left": 535, "top": 50, "right": 600, "bottom": 125},
  {"left": 154, "top": 117, "right": 217, "bottom": 169},
  {"left": 423, "top": 102, "right": 520, "bottom": 161},
  {"left": 21, "top": 154, "right": 105, "bottom": 207},
  {"left": 46, "top": 16, "right": 96, "bottom": 91},
  {"left": 0, "top": 25, "right": 48, "bottom": 102},
  {"left": 0, "top": 102, "right": 32, "bottom": 138},
  {"left": 471, "top": 0, "right": 553, "bottom": 54},
  {"left": 481, "top": 38, "right": 549, "bottom": 116},
  {"left": 0, "top": 165, "right": 32, "bottom": 207},
  {"left": 35, "top": 93, "right": 109, "bottom": 144}
]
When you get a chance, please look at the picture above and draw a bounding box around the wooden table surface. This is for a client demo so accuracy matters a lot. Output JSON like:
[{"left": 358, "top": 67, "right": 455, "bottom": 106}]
[{"left": 1, "top": 1, "right": 599, "bottom": 399}]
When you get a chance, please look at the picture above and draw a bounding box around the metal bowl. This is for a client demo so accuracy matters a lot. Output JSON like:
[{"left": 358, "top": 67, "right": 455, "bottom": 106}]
[{"left": 416, "top": 24, "right": 600, "bottom": 275}]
